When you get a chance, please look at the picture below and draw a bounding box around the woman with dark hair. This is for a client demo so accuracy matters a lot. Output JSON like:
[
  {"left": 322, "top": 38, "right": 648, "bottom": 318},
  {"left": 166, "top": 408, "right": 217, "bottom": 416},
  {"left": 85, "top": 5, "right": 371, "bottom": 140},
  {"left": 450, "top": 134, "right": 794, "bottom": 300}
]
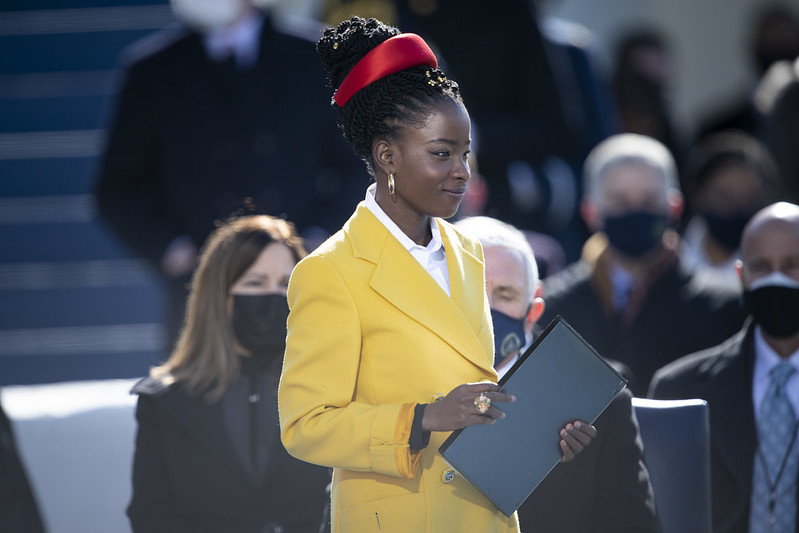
[
  {"left": 680, "top": 130, "right": 780, "bottom": 284},
  {"left": 278, "top": 17, "right": 595, "bottom": 532},
  {"left": 128, "top": 215, "right": 330, "bottom": 533}
]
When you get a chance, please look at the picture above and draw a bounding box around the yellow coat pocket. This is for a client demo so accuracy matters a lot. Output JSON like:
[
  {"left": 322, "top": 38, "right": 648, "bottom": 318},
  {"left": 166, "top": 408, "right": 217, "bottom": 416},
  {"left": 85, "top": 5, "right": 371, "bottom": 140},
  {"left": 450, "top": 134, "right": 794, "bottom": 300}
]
[{"left": 338, "top": 492, "right": 426, "bottom": 532}]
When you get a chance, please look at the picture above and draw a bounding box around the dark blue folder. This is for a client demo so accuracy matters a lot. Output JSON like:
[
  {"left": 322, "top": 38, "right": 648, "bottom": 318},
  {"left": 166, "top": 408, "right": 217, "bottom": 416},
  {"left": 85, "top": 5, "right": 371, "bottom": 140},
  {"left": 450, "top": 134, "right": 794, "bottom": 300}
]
[{"left": 439, "top": 316, "right": 627, "bottom": 516}]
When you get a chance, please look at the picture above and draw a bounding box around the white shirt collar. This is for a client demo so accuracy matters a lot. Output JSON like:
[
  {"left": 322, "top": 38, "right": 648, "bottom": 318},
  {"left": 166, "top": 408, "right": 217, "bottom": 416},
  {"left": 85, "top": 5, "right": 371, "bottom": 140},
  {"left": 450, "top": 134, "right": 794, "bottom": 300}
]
[
  {"left": 204, "top": 12, "right": 262, "bottom": 69},
  {"left": 363, "top": 184, "right": 450, "bottom": 295},
  {"left": 364, "top": 183, "right": 444, "bottom": 255}
]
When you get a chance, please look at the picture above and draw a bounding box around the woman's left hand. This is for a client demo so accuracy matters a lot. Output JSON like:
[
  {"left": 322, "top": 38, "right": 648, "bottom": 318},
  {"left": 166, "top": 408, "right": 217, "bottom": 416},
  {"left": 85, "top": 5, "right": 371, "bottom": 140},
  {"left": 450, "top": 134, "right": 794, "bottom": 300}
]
[{"left": 558, "top": 420, "right": 597, "bottom": 462}]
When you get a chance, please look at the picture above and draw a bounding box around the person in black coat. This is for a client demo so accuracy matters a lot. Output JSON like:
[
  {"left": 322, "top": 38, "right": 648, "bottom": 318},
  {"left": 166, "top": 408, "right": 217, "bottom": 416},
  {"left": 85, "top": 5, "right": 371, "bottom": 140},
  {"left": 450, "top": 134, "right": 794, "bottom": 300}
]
[
  {"left": 650, "top": 201, "right": 799, "bottom": 533},
  {"left": 540, "top": 134, "right": 746, "bottom": 396},
  {"left": 95, "top": 0, "right": 366, "bottom": 349},
  {"left": 0, "top": 401, "right": 46, "bottom": 533},
  {"left": 128, "top": 215, "right": 330, "bottom": 533},
  {"left": 455, "top": 215, "right": 660, "bottom": 532},
  {"left": 766, "top": 57, "right": 799, "bottom": 203}
]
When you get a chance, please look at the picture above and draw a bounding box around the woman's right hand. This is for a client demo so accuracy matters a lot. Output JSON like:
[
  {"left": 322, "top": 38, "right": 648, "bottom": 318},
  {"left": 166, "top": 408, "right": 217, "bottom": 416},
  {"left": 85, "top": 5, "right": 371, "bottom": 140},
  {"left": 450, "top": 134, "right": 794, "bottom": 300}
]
[{"left": 421, "top": 382, "right": 515, "bottom": 431}]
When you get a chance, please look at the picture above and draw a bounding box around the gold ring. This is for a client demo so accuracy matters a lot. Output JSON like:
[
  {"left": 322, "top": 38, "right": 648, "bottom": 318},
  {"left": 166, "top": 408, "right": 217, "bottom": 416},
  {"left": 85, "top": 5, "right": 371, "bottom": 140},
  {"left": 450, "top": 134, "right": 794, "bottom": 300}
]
[{"left": 474, "top": 392, "right": 492, "bottom": 414}]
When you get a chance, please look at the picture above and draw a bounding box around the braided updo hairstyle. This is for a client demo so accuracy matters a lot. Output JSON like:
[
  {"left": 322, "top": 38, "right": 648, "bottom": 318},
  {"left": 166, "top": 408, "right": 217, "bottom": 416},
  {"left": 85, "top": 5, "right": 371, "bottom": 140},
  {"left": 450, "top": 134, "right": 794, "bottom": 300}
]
[{"left": 317, "top": 17, "right": 463, "bottom": 174}]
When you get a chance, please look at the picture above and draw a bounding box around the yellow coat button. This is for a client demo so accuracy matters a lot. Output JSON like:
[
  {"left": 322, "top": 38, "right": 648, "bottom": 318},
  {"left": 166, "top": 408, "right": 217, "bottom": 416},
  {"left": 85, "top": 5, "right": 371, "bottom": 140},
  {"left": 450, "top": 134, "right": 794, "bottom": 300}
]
[{"left": 441, "top": 468, "right": 455, "bottom": 484}]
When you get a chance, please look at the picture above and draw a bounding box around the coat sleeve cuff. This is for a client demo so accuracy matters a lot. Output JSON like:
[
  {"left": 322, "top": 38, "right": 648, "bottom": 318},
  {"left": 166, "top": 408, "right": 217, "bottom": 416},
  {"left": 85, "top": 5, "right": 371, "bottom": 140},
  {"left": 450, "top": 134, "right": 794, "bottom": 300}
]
[
  {"left": 367, "top": 403, "right": 421, "bottom": 479},
  {"left": 409, "top": 403, "right": 431, "bottom": 451},
  {"left": 395, "top": 403, "right": 423, "bottom": 479}
]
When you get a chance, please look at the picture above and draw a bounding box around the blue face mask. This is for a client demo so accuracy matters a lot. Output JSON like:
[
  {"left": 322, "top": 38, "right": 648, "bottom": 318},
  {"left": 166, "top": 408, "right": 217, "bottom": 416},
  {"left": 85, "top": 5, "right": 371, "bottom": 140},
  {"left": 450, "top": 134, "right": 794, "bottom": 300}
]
[
  {"left": 491, "top": 308, "right": 528, "bottom": 365},
  {"left": 603, "top": 210, "right": 668, "bottom": 258}
]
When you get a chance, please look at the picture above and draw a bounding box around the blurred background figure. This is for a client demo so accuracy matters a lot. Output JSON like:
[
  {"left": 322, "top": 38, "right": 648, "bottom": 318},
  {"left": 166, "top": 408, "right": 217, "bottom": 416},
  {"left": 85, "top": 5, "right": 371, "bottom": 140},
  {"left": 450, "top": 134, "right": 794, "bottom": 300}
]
[
  {"left": 541, "top": 133, "right": 746, "bottom": 395},
  {"left": 697, "top": 3, "right": 799, "bottom": 142},
  {"left": 612, "top": 28, "right": 683, "bottom": 163},
  {"left": 455, "top": 215, "right": 660, "bottom": 532},
  {"left": 128, "top": 215, "right": 330, "bottom": 533},
  {"left": 765, "top": 56, "right": 799, "bottom": 203},
  {"left": 94, "top": 0, "right": 365, "bottom": 355},
  {"left": 651, "top": 201, "right": 799, "bottom": 533},
  {"left": 520, "top": 230, "right": 568, "bottom": 280},
  {"left": 679, "top": 130, "right": 780, "bottom": 285}
]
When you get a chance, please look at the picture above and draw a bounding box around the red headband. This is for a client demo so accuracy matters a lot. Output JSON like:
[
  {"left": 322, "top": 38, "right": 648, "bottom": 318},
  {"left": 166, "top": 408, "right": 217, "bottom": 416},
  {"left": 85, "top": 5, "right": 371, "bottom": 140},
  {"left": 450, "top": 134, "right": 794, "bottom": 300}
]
[{"left": 333, "top": 33, "right": 438, "bottom": 107}]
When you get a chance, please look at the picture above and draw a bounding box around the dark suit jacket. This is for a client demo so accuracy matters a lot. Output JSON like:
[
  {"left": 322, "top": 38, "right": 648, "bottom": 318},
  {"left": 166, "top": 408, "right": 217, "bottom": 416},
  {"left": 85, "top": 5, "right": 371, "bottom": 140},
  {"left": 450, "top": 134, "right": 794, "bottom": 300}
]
[
  {"left": 128, "top": 377, "right": 331, "bottom": 533},
  {"left": 541, "top": 261, "right": 747, "bottom": 396},
  {"left": 517, "top": 388, "right": 660, "bottom": 532},
  {"left": 649, "top": 319, "right": 798, "bottom": 533},
  {"left": 95, "top": 14, "right": 365, "bottom": 265}
]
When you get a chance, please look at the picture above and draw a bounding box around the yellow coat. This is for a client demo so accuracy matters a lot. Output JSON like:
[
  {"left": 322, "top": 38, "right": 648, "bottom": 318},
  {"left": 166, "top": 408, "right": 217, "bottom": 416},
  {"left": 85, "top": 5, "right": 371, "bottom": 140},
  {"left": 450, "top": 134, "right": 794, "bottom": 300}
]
[{"left": 279, "top": 204, "right": 520, "bottom": 532}]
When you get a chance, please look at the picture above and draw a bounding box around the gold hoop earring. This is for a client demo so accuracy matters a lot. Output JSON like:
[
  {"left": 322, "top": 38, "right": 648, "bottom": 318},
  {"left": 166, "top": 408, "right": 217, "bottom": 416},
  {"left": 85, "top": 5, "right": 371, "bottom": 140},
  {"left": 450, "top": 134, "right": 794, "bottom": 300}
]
[{"left": 387, "top": 173, "right": 396, "bottom": 196}]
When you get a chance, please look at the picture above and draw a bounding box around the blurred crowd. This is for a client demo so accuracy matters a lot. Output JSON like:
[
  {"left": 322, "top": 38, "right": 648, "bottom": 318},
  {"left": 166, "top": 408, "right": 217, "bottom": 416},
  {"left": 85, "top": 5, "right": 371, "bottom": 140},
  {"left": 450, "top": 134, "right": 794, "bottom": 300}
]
[
  {"left": 5, "top": 0, "right": 799, "bottom": 531},
  {"left": 90, "top": 0, "right": 799, "bottom": 354}
]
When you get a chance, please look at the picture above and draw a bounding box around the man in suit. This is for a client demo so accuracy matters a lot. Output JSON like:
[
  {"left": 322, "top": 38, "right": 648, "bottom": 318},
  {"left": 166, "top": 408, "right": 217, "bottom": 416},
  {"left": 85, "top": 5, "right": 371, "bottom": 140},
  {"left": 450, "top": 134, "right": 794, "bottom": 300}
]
[
  {"left": 95, "top": 0, "right": 365, "bottom": 350},
  {"left": 455, "top": 215, "right": 660, "bottom": 532},
  {"left": 540, "top": 133, "right": 746, "bottom": 395},
  {"left": 650, "top": 201, "right": 799, "bottom": 532}
]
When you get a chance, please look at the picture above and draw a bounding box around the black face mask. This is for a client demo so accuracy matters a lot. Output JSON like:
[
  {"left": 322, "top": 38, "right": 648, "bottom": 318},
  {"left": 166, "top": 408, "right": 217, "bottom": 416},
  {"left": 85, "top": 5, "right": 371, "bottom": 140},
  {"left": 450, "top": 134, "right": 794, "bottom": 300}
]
[
  {"left": 603, "top": 211, "right": 668, "bottom": 259},
  {"left": 231, "top": 294, "right": 290, "bottom": 358},
  {"left": 491, "top": 308, "right": 527, "bottom": 365},
  {"left": 701, "top": 211, "right": 751, "bottom": 251},
  {"left": 743, "top": 282, "right": 799, "bottom": 339}
]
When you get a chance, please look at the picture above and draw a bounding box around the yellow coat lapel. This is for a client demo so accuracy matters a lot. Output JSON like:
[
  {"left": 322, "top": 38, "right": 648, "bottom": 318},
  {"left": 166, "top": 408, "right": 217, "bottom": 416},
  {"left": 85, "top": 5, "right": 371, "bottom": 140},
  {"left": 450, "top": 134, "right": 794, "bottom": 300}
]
[
  {"left": 346, "top": 205, "right": 493, "bottom": 373},
  {"left": 439, "top": 220, "right": 487, "bottom": 340}
]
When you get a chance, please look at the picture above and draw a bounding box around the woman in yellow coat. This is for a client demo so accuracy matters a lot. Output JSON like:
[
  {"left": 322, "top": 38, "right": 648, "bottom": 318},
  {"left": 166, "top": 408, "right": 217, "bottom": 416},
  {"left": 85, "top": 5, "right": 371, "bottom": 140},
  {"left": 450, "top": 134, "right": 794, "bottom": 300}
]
[{"left": 278, "top": 17, "right": 596, "bottom": 533}]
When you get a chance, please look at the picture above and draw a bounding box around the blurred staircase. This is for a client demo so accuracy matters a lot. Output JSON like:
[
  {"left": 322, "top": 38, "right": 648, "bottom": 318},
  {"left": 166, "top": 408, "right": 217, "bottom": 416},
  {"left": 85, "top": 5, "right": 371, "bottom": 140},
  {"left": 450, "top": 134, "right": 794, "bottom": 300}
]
[{"left": 0, "top": 1, "right": 174, "bottom": 385}]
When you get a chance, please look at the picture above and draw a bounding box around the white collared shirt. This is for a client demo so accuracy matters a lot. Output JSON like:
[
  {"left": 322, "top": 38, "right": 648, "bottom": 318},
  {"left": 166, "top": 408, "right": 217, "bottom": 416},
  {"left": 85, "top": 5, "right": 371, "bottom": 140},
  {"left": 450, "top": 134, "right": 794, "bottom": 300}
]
[
  {"left": 364, "top": 184, "right": 451, "bottom": 296},
  {"left": 203, "top": 12, "right": 262, "bottom": 69},
  {"left": 752, "top": 325, "right": 799, "bottom": 420}
]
